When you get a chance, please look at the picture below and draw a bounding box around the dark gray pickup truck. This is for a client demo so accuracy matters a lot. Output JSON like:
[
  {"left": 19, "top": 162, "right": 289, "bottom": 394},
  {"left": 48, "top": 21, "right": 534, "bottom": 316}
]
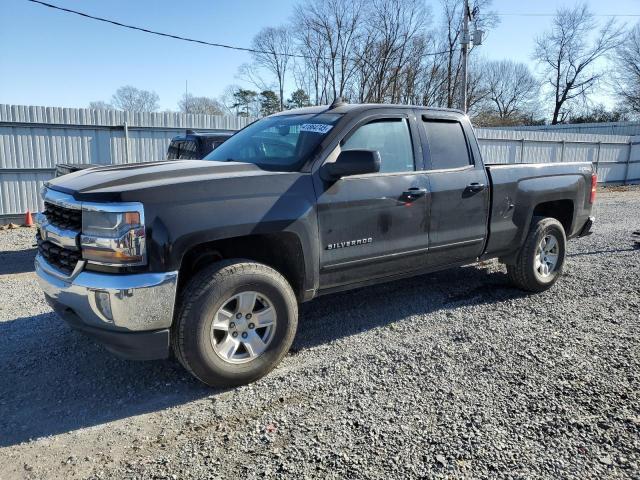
[{"left": 35, "top": 102, "right": 596, "bottom": 387}]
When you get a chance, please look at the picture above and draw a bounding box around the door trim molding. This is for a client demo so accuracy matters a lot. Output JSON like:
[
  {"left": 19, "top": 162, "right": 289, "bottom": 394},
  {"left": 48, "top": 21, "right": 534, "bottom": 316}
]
[
  {"left": 428, "top": 237, "right": 485, "bottom": 251},
  {"left": 321, "top": 245, "right": 430, "bottom": 271},
  {"left": 321, "top": 237, "right": 485, "bottom": 271}
]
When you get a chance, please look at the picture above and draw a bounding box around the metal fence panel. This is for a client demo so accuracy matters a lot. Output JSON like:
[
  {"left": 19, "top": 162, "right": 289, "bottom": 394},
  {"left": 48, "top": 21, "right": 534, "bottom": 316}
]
[
  {"left": 628, "top": 161, "right": 640, "bottom": 181},
  {"left": 596, "top": 163, "right": 629, "bottom": 184},
  {"left": 475, "top": 127, "right": 637, "bottom": 184},
  {"left": 0, "top": 104, "right": 254, "bottom": 129},
  {"left": 490, "top": 121, "right": 640, "bottom": 136},
  {"left": 0, "top": 171, "right": 52, "bottom": 218},
  {"left": 0, "top": 104, "right": 638, "bottom": 221},
  {"left": 0, "top": 105, "right": 253, "bottom": 219}
]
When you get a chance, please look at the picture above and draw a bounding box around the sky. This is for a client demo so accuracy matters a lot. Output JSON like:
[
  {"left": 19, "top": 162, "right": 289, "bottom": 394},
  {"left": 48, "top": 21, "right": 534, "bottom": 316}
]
[{"left": 0, "top": 0, "right": 638, "bottom": 111}]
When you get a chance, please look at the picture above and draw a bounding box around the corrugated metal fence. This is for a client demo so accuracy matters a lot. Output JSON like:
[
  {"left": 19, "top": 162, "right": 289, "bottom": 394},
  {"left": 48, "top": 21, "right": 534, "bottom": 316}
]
[
  {"left": 491, "top": 120, "right": 640, "bottom": 136},
  {"left": 1, "top": 104, "right": 639, "bottom": 222},
  {"left": 475, "top": 128, "right": 640, "bottom": 187},
  {"left": 0, "top": 105, "right": 253, "bottom": 221}
]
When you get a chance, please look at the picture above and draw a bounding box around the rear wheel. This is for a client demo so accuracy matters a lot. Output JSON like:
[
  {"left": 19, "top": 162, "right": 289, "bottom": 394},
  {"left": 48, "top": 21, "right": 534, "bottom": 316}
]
[
  {"left": 507, "top": 216, "right": 566, "bottom": 292},
  {"left": 172, "top": 260, "right": 298, "bottom": 387}
]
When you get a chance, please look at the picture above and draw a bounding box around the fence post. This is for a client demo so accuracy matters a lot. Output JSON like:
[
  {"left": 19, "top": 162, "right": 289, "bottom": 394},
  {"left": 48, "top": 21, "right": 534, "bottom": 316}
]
[
  {"left": 560, "top": 140, "right": 565, "bottom": 162},
  {"left": 623, "top": 141, "right": 632, "bottom": 185},
  {"left": 520, "top": 138, "right": 525, "bottom": 163},
  {"left": 594, "top": 141, "right": 601, "bottom": 173},
  {"left": 123, "top": 122, "right": 130, "bottom": 165}
]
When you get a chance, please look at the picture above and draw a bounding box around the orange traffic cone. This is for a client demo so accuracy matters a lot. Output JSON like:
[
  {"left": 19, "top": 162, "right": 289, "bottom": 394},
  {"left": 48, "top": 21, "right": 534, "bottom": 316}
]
[{"left": 24, "top": 209, "right": 34, "bottom": 227}]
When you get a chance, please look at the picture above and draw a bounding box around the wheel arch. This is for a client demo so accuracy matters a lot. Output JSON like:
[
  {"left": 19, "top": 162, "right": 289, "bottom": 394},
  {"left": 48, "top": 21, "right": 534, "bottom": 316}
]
[
  {"left": 177, "top": 232, "right": 307, "bottom": 302},
  {"left": 532, "top": 199, "right": 574, "bottom": 235}
]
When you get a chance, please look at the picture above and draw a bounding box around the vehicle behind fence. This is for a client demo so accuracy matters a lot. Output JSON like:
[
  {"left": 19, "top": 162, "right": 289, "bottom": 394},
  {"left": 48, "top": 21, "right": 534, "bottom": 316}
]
[{"left": 0, "top": 104, "right": 639, "bottom": 223}]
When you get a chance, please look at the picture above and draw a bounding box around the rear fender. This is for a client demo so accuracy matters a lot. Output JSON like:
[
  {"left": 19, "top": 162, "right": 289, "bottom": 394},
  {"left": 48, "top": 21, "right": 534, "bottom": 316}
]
[{"left": 514, "top": 175, "right": 582, "bottom": 239}]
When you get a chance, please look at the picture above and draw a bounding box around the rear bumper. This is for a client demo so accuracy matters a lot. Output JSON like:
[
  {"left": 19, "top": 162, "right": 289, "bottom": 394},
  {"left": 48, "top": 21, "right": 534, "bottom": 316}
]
[
  {"left": 35, "top": 254, "right": 178, "bottom": 360},
  {"left": 578, "top": 216, "right": 595, "bottom": 237}
]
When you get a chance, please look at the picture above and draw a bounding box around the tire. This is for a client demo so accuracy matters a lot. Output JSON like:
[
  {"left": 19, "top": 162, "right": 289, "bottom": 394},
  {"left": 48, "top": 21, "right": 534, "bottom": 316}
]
[
  {"left": 172, "top": 260, "right": 298, "bottom": 387},
  {"left": 506, "top": 216, "right": 566, "bottom": 293}
]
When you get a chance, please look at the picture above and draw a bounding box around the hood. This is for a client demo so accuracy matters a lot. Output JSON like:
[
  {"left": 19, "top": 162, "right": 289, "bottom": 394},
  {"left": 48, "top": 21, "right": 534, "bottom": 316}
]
[{"left": 47, "top": 160, "right": 267, "bottom": 200}]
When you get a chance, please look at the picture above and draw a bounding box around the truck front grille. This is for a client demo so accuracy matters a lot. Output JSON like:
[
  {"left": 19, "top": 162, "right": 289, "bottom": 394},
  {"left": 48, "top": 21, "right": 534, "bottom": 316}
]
[
  {"left": 36, "top": 232, "right": 82, "bottom": 275},
  {"left": 43, "top": 201, "right": 82, "bottom": 231}
]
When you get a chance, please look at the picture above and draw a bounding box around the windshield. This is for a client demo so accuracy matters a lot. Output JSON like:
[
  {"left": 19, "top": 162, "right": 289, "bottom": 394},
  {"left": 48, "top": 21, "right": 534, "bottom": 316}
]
[{"left": 204, "top": 113, "right": 342, "bottom": 171}]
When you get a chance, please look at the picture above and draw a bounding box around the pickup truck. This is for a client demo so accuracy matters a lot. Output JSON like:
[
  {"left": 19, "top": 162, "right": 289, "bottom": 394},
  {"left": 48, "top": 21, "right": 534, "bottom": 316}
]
[
  {"left": 54, "top": 130, "right": 234, "bottom": 176},
  {"left": 35, "top": 102, "right": 596, "bottom": 387}
]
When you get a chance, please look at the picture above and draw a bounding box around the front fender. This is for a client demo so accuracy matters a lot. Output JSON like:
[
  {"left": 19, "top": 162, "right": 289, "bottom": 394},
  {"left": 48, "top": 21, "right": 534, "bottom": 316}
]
[{"left": 142, "top": 173, "right": 319, "bottom": 294}]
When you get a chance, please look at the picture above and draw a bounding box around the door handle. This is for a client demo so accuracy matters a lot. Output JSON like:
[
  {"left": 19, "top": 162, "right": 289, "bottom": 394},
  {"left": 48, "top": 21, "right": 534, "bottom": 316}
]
[
  {"left": 466, "top": 182, "right": 486, "bottom": 193},
  {"left": 401, "top": 187, "right": 428, "bottom": 201}
]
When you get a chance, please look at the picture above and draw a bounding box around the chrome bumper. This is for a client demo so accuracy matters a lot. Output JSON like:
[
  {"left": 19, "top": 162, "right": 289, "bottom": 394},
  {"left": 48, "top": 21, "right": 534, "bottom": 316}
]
[{"left": 35, "top": 254, "right": 178, "bottom": 332}]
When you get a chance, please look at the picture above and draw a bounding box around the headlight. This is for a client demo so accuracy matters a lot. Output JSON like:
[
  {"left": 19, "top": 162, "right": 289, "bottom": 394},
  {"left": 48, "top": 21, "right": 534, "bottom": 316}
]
[{"left": 81, "top": 204, "right": 146, "bottom": 266}]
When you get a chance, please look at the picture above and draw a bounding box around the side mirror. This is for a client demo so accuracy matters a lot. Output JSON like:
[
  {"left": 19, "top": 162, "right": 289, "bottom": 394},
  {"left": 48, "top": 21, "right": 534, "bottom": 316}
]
[{"left": 322, "top": 149, "right": 381, "bottom": 180}]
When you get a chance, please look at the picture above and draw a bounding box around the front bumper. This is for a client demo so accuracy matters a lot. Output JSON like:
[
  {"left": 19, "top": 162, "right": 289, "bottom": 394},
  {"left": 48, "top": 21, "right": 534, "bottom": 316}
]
[{"left": 35, "top": 255, "right": 178, "bottom": 360}]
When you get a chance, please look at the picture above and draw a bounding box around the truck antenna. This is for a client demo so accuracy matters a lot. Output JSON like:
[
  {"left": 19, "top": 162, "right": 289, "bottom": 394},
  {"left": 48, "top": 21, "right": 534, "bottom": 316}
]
[{"left": 329, "top": 97, "right": 347, "bottom": 109}]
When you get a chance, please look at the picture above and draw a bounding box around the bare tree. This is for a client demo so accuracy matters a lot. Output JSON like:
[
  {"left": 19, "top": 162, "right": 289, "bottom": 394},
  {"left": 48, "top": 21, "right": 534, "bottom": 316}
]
[
  {"left": 481, "top": 60, "right": 539, "bottom": 120},
  {"left": 178, "top": 94, "right": 224, "bottom": 115},
  {"left": 613, "top": 22, "right": 640, "bottom": 115},
  {"left": 217, "top": 85, "right": 243, "bottom": 115},
  {"left": 294, "top": 0, "right": 363, "bottom": 102},
  {"left": 411, "top": 34, "right": 449, "bottom": 107},
  {"left": 250, "top": 26, "right": 292, "bottom": 110},
  {"left": 292, "top": 26, "right": 329, "bottom": 105},
  {"left": 111, "top": 85, "right": 160, "bottom": 112},
  {"left": 353, "top": 0, "right": 430, "bottom": 103},
  {"left": 436, "top": 0, "right": 497, "bottom": 109},
  {"left": 533, "top": 4, "right": 624, "bottom": 124},
  {"left": 464, "top": 55, "right": 490, "bottom": 115},
  {"left": 234, "top": 0, "right": 500, "bottom": 110},
  {"left": 237, "top": 62, "right": 272, "bottom": 93}
]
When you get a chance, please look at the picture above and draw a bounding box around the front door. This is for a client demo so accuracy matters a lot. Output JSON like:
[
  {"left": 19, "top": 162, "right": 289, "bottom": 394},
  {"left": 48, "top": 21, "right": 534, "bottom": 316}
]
[{"left": 315, "top": 114, "right": 430, "bottom": 289}]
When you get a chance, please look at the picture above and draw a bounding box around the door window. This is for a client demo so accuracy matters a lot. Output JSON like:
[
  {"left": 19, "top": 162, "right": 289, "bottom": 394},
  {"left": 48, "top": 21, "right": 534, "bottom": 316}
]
[
  {"left": 342, "top": 119, "right": 414, "bottom": 173},
  {"left": 423, "top": 120, "right": 471, "bottom": 170}
]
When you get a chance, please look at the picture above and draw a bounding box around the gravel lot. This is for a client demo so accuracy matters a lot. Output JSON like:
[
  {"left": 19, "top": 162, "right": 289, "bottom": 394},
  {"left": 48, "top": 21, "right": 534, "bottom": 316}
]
[{"left": 1, "top": 187, "right": 639, "bottom": 479}]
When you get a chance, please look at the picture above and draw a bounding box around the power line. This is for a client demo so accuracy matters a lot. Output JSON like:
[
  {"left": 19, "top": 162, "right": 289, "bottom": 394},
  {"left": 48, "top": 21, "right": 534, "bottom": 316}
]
[
  {"left": 495, "top": 12, "right": 640, "bottom": 17},
  {"left": 26, "top": 0, "right": 455, "bottom": 61}
]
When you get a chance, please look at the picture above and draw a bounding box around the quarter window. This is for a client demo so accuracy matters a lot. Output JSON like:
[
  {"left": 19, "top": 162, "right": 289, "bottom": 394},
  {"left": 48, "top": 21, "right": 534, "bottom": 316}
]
[
  {"left": 423, "top": 120, "right": 471, "bottom": 170},
  {"left": 342, "top": 119, "right": 414, "bottom": 173}
]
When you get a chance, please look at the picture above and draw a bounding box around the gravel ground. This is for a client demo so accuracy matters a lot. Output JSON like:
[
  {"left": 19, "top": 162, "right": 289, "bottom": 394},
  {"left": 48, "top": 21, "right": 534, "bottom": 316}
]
[{"left": 1, "top": 187, "right": 639, "bottom": 479}]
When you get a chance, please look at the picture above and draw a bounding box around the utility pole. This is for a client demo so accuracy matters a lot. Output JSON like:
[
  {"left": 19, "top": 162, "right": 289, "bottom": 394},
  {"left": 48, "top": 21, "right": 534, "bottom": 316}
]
[{"left": 460, "top": 0, "right": 470, "bottom": 113}]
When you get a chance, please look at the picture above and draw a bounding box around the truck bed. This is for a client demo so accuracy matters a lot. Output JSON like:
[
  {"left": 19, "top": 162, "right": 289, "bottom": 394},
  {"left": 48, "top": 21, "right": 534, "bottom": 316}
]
[{"left": 483, "top": 161, "right": 594, "bottom": 260}]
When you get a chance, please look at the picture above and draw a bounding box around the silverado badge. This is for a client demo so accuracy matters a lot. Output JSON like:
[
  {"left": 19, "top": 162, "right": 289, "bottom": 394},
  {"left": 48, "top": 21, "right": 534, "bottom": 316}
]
[{"left": 326, "top": 238, "right": 373, "bottom": 250}]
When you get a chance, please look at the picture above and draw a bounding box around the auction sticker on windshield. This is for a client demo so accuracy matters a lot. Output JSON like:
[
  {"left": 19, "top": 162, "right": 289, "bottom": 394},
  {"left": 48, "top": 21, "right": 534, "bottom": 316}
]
[{"left": 300, "top": 123, "right": 333, "bottom": 134}]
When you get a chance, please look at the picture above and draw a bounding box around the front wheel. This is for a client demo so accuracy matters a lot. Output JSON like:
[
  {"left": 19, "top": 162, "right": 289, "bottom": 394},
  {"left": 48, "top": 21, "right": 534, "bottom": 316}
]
[
  {"left": 172, "top": 260, "right": 298, "bottom": 387},
  {"left": 507, "top": 216, "right": 566, "bottom": 292}
]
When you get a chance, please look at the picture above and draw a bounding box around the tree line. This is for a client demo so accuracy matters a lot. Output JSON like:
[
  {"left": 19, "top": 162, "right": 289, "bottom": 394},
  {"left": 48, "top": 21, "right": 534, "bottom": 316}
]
[{"left": 89, "top": 1, "right": 640, "bottom": 126}]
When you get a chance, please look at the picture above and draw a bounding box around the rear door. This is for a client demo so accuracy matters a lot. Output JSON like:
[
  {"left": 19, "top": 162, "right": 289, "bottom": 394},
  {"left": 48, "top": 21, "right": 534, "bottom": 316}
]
[
  {"left": 419, "top": 113, "right": 489, "bottom": 266},
  {"left": 315, "top": 111, "right": 430, "bottom": 288}
]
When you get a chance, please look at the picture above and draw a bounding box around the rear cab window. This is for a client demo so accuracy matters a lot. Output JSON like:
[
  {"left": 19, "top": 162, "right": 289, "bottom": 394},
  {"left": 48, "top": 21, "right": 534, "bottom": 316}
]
[{"left": 422, "top": 120, "right": 472, "bottom": 170}]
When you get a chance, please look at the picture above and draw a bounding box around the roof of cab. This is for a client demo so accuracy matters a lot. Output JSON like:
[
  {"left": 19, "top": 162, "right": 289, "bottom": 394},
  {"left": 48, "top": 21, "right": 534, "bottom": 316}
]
[
  {"left": 270, "top": 103, "right": 466, "bottom": 117},
  {"left": 171, "top": 131, "right": 235, "bottom": 142}
]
